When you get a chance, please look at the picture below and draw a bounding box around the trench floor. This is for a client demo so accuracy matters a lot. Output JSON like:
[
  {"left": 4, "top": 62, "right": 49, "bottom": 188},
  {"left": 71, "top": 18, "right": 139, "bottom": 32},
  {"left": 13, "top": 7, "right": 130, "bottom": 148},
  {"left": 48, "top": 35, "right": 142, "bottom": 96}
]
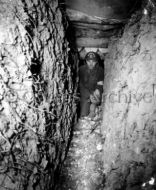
[{"left": 59, "top": 114, "right": 105, "bottom": 190}]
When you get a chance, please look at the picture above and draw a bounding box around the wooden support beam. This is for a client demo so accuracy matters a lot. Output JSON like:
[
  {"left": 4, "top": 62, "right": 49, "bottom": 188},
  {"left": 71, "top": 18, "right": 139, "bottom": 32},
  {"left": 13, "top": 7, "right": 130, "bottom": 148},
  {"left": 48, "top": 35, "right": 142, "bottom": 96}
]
[
  {"left": 66, "top": 8, "right": 126, "bottom": 25},
  {"left": 85, "top": 47, "right": 109, "bottom": 54},
  {"left": 72, "top": 22, "right": 121, "bottom": 31},
  {"left": 66, "top": 8, "right": 102, "bottom": 24},
  {"left": 75, "top": 37, "right": 109, "bottom": 48},
  {"left": 78, "top": 47, "right": 109, "bottom": 54},
  {"left": 78, "top": 47, "right": 108, "bottom": 60},
  {"left": 74, "top": 27, "right": 118, "bottom": 38}
]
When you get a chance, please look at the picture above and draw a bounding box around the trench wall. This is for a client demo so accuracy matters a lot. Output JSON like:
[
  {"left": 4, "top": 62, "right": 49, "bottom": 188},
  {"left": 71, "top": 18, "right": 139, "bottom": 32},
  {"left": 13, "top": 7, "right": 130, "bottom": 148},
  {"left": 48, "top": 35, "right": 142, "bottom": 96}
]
[
  {"left": 0, "top": 0, "right": 77, "bottom": 189},
  {"left": 102, "top": 8, "right": 156, "bottom": 190}
]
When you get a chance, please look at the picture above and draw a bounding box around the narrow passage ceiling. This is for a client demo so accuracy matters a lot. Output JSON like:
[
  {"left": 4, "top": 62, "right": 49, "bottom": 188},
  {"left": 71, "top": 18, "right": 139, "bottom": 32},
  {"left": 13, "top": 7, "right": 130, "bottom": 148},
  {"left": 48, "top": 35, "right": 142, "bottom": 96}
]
[{"left": 64, "top": 0, "right": 141, "bottom": 49}]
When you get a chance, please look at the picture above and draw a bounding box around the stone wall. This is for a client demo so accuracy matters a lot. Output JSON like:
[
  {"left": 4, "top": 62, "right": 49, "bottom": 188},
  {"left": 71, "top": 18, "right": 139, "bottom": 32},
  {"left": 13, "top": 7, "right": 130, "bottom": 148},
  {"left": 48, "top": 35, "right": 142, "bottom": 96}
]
[
  {"left": 0, "top": 0, "right": 77, "bottom": 189},
  {"left": 102, "top": 7, "right": 156, "bottom": 190}
]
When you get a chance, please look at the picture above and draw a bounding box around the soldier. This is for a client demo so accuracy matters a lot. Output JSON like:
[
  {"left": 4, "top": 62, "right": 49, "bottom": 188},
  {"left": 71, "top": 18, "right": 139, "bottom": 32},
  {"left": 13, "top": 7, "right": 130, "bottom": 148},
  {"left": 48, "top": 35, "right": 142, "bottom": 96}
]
[{"left": 79, "top": 52, "right": 104, "bottom": 119}]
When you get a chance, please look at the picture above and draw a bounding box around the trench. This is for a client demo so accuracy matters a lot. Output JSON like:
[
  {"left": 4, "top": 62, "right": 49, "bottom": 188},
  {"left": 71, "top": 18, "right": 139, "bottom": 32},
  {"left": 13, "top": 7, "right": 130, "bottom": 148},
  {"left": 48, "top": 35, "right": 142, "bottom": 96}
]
[{"left": 0, "top": 0, "right": 156, "bottom": 190}]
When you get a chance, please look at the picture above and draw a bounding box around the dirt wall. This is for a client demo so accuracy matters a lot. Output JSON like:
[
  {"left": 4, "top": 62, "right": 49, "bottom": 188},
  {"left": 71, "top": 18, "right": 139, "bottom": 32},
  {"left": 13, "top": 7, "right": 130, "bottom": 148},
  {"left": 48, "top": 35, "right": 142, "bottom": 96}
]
[
  {"left": 0, "top": 0, "right": 77, "bottom": 189},
  {"left": 102, "top": 8, "right": 156, "bottom": 190}
]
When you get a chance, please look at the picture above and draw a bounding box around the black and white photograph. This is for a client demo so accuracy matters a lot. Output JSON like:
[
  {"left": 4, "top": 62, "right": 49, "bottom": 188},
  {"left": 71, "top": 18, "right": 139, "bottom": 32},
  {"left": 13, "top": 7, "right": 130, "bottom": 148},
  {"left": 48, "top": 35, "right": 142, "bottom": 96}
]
[{"left": 0, "top": 0, "right": 156, "bottom": 189}]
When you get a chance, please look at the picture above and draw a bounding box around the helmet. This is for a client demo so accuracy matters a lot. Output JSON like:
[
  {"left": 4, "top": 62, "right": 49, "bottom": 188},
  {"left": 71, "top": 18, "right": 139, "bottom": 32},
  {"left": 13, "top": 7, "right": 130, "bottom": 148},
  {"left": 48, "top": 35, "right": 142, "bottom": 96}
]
[{"left": 85, "top": 52, "right": 98, "bottom": 62}]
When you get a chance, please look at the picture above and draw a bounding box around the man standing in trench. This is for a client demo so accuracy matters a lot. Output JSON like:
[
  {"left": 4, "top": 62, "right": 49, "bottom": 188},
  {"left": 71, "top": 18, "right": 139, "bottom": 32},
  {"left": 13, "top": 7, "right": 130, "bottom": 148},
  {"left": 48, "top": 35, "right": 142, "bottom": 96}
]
[{"left": 79, "top": 51, "right": 104, "bottom": 119}]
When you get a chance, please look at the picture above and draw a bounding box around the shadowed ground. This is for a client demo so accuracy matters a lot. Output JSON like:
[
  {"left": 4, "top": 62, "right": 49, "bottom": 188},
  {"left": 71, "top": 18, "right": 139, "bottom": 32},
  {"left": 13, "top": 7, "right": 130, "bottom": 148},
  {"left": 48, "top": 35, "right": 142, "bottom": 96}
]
[{"left": 59, "top": 110, "right": 105, "bottom": 190}]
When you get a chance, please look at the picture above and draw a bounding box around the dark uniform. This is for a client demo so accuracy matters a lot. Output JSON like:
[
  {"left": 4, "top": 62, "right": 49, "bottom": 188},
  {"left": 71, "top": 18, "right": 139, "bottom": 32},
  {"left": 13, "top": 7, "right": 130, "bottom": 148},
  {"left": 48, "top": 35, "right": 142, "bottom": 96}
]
[{"left": 79, "top": 53, "right": 104, "bottom": 117}]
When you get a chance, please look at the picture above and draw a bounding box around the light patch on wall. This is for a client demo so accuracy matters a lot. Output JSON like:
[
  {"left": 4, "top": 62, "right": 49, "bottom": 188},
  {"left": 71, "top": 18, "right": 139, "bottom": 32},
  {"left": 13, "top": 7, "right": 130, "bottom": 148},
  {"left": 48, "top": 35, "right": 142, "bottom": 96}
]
[
  {"left": 143, "top": 8, "right": 148, "bottom": 15},
  {"left": 149, "top": 177, "right": 155, "bottom": 185}
]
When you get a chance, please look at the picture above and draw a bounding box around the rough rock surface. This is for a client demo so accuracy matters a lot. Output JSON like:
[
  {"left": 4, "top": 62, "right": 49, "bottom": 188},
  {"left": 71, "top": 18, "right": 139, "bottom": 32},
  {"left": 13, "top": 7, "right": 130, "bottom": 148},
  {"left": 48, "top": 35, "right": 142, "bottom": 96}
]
[
  {"left": 0, "top": 0, "right": 77, "bottom": 189},
  {"left": 102, "top": 8, "right": 156, "bottom": 190}
]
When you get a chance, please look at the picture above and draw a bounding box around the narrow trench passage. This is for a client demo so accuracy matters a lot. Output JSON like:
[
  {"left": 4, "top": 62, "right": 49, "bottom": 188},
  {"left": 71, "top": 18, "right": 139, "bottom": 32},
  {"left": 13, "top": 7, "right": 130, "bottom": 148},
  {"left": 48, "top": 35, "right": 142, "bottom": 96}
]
[
  {"left": 1, "top": 0, "right": 156, "bottom": 190},
  {"left": 59, "top": 106, "right": 104, "bottom": 190},
  {"left": 58, "top": 27, "right": 106, "bottom": 189},
  {"left": 58, "top": 1, "right": 156, "bottom": 189}
]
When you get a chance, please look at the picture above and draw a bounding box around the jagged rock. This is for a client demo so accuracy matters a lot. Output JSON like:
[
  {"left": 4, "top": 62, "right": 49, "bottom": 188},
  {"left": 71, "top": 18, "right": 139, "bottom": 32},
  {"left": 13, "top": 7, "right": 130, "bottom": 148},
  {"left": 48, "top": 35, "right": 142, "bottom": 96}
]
[
  {"left": 102, "top": 7, "right": 156, "bottom": 190},
  {"left": 0, "top": 0, "right": 77, "bottom": 189}
]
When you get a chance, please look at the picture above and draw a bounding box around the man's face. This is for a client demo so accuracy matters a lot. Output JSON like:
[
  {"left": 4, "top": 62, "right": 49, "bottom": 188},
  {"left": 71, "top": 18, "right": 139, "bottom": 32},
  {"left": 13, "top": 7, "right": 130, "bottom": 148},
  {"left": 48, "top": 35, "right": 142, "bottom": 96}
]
[{"left": 86, "top": 59, "right": 97, "bottom": 70}]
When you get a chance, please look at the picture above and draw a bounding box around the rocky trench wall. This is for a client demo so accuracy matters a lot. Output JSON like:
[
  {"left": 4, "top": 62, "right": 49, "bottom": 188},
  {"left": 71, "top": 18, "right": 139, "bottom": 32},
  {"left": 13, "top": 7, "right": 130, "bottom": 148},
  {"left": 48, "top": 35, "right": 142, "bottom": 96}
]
[
  {"left": 0, "top": 0, "right": 77, "bottom": 189},
  {"left": 102, "top": 7, "right": 156, "bottom": 190}
]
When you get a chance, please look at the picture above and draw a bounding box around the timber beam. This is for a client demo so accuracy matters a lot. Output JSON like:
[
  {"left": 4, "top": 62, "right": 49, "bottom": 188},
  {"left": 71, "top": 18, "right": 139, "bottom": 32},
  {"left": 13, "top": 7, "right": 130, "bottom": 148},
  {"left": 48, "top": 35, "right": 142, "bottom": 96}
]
[{"left": 75, "top": 37, "right": 109, "bottom": 48}]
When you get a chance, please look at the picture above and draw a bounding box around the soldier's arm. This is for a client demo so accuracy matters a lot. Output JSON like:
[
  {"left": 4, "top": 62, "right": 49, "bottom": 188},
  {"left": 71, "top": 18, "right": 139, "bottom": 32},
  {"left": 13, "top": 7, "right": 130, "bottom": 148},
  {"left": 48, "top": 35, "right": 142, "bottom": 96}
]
[
  {"left": 95, "top": 67, "right": 104, "bottom": 101},
  {"left": 79, "top": 66, "right": 90, "bottom": 96}
]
